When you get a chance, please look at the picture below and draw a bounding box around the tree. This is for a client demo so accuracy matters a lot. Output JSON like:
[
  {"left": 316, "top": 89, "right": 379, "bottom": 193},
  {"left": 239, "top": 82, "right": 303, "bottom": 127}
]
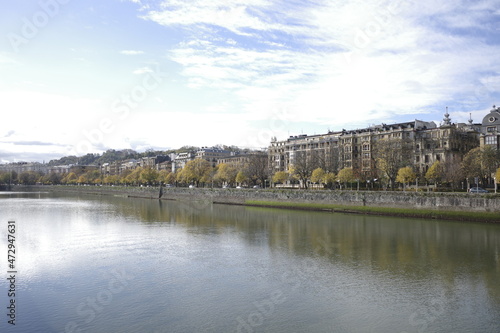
[
  {"left": 62, "top": 172, "right": 78, "bottom": 184},
  {"left": 178, "top": 159, "right": 212, "bottom": 186},
  {"left": 324, "top": 172, "right": 337, "bottom": 189},
  {"left": 214, "top": 163, "right": 238, "bottom": 186},
  {"left": 125, "top": 167, "right": 143, "bottom": 185},
  {"left": 140, "top": 167, "right": 159, "bottom": 185},
  {"left": 158, "top": 170, "right": 170, "bottom": 184},
  {"left": 86, "top": 170, "right": 102, "bottom": 184},
  {"left": 425, "top": 161, "right": 442, "bottom": 189},
  {"left": 246, "top": 153, "right": 269, "bottom": 186},
  {"left": 462, "top": 146, "right": 500, "bottom": 186},
  {"left": 396, "top": 166, "right": 416, "bottom": 191},
  {"left": 310, "top": 168, "right": 326, "bottom": 187},
  {"left": 290, "top": 151, "right": 318, "bottom": 189},
  {"left": 19, "top": 171, "right": 40, "bottom": 185},
  {"left": 272, "top": 171, "right": 288, "bottom": 185},
  {"left": 104, "top": 175, "right": 120, "bottom": 185},
  {"left": 373, "top": 138, "right": 413, "bottom": 189},
  {"left": 47, "top": 173, "right": 62, "bottom": 185},
  {"left": 120, "top": 169, "right": 132, "bottom": 185},
  {"left": 236, "top": 171, "right": 248, "bottom": 185},
  {"left": 337, "top": 168, "right": 354, "bottom": 189},
  {"left": 0, "top": 172, "right": 10, "bottom": 184}
]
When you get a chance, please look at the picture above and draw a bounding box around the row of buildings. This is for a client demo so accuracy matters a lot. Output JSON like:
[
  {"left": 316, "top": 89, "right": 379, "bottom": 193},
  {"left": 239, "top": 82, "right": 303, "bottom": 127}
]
[
  {"left": 268, "top": 106, "right": 500, "bottom": 179},
  {"left": 2, "top": 107, "right": 500, "bottom": 182},
  {"left": 0, "top": 147, "right": 265, "bottom": 178}
]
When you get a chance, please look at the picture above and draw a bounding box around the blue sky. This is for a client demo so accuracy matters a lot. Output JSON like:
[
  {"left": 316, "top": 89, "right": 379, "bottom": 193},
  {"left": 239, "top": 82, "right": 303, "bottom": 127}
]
[{"left": 1, "top": 0, "right": 500, "bottom": 163}]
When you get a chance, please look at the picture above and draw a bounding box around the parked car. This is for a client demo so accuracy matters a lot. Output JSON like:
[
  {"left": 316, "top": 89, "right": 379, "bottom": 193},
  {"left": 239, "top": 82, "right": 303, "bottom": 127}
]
[
  {"left": 469, "top": 187, "right": 489, "bottom": 193},
  {"left": 189, "top": 185, "right": 196, "bottom": 188},
  {"left": 253, "top": 185, "right": 261, "bottom": 189}
]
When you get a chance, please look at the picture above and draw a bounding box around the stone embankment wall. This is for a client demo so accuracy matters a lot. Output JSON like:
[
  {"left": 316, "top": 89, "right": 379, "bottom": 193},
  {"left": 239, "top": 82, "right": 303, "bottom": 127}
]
[{"left": 12, "top": 185, "right": 500, "bottom": 212}]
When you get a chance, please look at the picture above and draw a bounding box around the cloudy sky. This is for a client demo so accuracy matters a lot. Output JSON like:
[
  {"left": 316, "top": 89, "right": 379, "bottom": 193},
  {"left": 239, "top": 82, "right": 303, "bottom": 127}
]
[{"left": 1, "top": 0, "right": 500, "bottom": 163}]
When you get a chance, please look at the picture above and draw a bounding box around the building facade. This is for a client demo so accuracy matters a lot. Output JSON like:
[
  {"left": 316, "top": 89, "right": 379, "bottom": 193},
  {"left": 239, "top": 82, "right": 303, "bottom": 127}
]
[
  {"left": 480, "top": 105, "right": 500, "bottom": 149},
  {"left": 269, "top": 112, "right": 480, "bottom": 181}
]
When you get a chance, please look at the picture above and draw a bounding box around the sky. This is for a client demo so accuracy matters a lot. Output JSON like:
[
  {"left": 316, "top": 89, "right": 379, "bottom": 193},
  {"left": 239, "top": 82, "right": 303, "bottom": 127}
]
[{"left": 1, "top": 0, "right": 500, "bottom": 163}]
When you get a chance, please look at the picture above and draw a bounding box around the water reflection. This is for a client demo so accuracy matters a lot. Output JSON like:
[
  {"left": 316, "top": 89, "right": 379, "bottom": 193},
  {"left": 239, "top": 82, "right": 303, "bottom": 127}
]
[
  {"left": 53, "top": 192, "right": 500, "bottom": 306},
  {"left": 0, "top": 192, "right": 498, "bottom": 333}
]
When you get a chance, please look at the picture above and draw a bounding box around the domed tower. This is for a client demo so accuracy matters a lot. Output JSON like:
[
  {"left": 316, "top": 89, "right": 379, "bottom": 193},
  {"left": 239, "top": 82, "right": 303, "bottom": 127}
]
[{"left": 481, "top": 105, "right": 500, "bottom": 149}]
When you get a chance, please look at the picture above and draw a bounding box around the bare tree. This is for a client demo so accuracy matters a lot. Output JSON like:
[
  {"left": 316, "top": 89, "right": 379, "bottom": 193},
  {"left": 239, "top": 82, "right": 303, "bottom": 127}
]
[
  {"left": 291, "top": 150, "right": 319, "bottom": 189},
  {"left": 373, "top": 138, "right": 413, "bottom": 189},
  {"left": 245, "top": 153, "right": 269, "bottom": 186}
]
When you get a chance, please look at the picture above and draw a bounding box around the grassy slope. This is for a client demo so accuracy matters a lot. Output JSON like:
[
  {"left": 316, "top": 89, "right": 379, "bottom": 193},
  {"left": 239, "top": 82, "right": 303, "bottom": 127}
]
[{"left": 245, "top": 200, "right": 500, "bottom": 223}]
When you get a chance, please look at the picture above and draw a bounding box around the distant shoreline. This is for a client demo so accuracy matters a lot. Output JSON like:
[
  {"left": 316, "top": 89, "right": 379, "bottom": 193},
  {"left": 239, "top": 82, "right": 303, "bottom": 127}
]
[{"left": 8, "top": 185, "right": 500, "bottom": 223}]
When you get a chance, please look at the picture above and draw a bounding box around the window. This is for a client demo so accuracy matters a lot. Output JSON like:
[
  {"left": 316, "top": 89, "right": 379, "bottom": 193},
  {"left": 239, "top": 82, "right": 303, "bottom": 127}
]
[
  {"left": 487, "top": 127, "right": 496, "bottom": 133},
  {"left": 416, "top": 156, "right": 420, "bottom": 163},
  {"left": 485, "top": 136, "right": 498, "bottom": 145}
]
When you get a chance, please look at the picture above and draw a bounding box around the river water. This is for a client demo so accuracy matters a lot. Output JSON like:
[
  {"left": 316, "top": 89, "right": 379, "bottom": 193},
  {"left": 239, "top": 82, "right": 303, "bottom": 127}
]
[{"left": 0, "top": 191, "right": 499, "bottom": 333}]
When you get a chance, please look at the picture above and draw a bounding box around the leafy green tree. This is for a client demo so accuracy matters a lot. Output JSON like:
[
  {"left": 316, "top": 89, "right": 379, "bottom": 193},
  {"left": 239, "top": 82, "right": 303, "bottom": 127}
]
[
  {"left": 236, "top": 171, "right": 248, "bottom": 185},
  {"left": 214, "top": 163, "right": 238, "bottom": 186},
  {"left": 324, "top": 172, "right": 337, "bottom": 189},
  {"left": 86, "top": 170, "right": 102, "bottom": 184},
  {"left": 178, "top": 159, "right": 212, "bottom": 186},
  {"left": 425, "top": 161, "right": 442, "bottom": 189},
  {"left": 62, "top": 172, "right": 78, "bottom": 184},
  {"left": 19, "top": 171, "right": 40, "bottom": 185},
  {"left": 0, "top": 172, "right": 9, "bottom": 184},
  {"left": 125, "top": 167, "right": 143, "bottom": 185},
  {"left": 311, "top": 168, "right": 326, "bottom": 187},
  {"left": 120, "top": 169, "right": 132, "bottom": 185},
  {"left": 104, "top": 175, "right": 120, "bottom": 185},
  {"left": 140, "top": 167, "right": 159, "bottom": 185},
  {"left": 158, "top": 170, "right": 170, "bottom": 183},
  {"left": 396, "top": 166, "right": 416, "bottom": 191},
  {"left": 272, "top": 171, "right": 288, "bottom": 185},
  {"left": 337, "top": 168, "right": 354, "bottom": 189},
  {"left": 462, "top": 146, "right": 500, "bottom": 185}
]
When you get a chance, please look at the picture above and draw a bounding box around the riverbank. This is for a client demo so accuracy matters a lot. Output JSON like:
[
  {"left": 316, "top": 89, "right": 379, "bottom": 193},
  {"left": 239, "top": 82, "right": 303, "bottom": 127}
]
[{"left": 9, "top": 185, "right": 500, "bottom": 223}]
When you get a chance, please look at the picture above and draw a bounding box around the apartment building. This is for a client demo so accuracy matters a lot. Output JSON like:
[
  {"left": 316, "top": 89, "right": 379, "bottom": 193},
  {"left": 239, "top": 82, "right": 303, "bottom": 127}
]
[
  {"left": 269, "top": 112, "right": 480, "bottom": 179},
  {"left": 195, "top": 147, "right": 232, "bottom": 167},
  {"left": 480, "top": 105, "right": 500, "bottom": 149}
]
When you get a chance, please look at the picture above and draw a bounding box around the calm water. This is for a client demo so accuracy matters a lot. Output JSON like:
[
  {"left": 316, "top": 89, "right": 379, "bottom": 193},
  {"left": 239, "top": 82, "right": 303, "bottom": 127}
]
[{"left": 0, "top": 191, "right": 499, "bottom": 333}]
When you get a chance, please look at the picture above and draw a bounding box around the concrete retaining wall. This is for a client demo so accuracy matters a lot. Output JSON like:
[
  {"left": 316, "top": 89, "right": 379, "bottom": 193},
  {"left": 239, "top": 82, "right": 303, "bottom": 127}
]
[{"left": 12, "top": 185, "right": 500, "bottom": 212}]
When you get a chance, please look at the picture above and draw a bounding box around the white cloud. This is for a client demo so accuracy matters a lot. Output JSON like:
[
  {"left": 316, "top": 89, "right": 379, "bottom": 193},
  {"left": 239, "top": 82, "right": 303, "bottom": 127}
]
[
  {"left": 136, "top": 0, "right": 500, "bottom": 133},
  {"left": 120, "top": 50, "right": 145, "bottom": 55},
  {"left": 133, "top": 67, "right": 154, "bottom": 75}
]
